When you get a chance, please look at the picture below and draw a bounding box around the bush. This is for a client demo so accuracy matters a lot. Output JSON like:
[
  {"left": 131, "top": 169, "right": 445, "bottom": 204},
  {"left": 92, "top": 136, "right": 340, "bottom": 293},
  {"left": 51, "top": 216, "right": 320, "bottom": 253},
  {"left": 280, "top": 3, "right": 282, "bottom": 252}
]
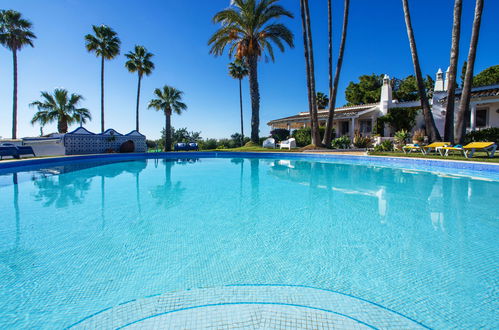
[
  {"left": 464, "top": 127, "right": 499, "bottom": 144},
  {"left": 331, "top": 136, "right": 351, "bottom": 149},
  {"left": 217, "top": 138, "right": 238, "bottom": 149},
  {"left": 244, "top": 141, "right": 259, "bottom": 147},
  {"left": 200, "top": 138, "right": 218, "bottom": 150},
  {"left": 291, "top": 127, "right": 331, "bottom": 147},
  {"left": 146, "top": 139, "right": 157, "bottom": 149},
  {"left": 353, "top": 132, "right": 373, "bottom": 148},
  {"left": 377, "top": 107, "right": 418, "bottom": 133},
  {"left": 394, "top": 129, "right": 410, "bottom": 150},
  {"left": 270, "top": 128, "right": 290, "bottom": 142},
  {"left": 373, "top": 139, "right": 394, "bottom": 152},
  {"left": 412, "top": 129, "right": 425, "bottom": 144}
]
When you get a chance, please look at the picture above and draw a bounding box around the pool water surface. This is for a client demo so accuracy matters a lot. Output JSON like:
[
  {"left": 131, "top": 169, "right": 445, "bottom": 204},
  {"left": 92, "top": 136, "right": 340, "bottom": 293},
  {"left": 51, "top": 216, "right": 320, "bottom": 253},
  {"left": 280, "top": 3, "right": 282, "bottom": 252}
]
[{"left": 0, "top": 156, "right": 497, "bottom": 328}]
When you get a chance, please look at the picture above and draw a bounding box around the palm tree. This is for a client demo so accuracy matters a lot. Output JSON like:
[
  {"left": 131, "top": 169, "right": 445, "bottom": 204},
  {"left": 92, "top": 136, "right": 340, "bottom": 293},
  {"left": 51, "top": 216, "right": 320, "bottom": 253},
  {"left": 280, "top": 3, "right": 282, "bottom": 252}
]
[
  {"left": 125, "top": 45, "right": 155, "bottom": 132},
  {"left": 229, "top": 60, "right": 249, "bottom": 146},
  {"left": 84, "top": 25, "right": 121, "bottom": 132},
  {"left": 316, "top": 92, "right": 329, "bottom": 110},
  {"left": 30, "top": 109, "right": 49, "bottom": 136},
  {"left": 0, "top": 10, "right": 36, "bottom": 139},
  {"left": 30, "top": 89, "right": 91, "bottom": 133},
  {"left": 148, "top": 86, "right": 187, "bottom": 151},
  {"left": 401, "top": 0, "right": 441, "bottom": 142},
  {"left": 208, "top": 0, "right": 294, "bottom": 144},
  {"left": 323, "top": 0, "right": 350, "bottom": 146},
  {"left": 455, "top": 0, "right": 484, "bottom": 144},
  {"left": 444, "top": 0, "right": 462, "bottom": 142},
  {"left": 300, "top": 0, "right": 320, "bottom": 146}
]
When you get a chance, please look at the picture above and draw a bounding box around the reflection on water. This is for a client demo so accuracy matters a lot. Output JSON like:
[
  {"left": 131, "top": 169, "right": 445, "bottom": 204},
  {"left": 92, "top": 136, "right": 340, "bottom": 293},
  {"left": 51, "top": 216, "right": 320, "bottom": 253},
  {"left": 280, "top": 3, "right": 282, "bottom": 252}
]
[
  {"left": 149, "top": 159, "right": 186, "bottom": 209},
  {"left": 267, "top": 159, "right": 490, "bottom": 231}
]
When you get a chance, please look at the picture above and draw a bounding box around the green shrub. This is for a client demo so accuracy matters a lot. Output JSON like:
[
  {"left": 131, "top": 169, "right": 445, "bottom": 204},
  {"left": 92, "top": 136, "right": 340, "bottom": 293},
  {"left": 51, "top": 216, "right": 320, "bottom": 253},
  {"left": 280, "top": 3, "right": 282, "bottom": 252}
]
[
  {"left": 292, "top": 128, "right": 312, "bottom": 147},
  {"left": 200, "top": 138, "right": 218, "bottom": 150},
  {"left": 146, "top": 139, "right": 157, "bottom": 149},
  {"left": 377, "top": 107, "right": 418, "bottom": 133},
  {"left": 270, "top": 128, "right": 290, "bottom": 142},
  {"left": 464, "top": 127, "right": 499, "bottom": 144},
  {"left": 217, "top": 138, "right": 238, "bottom": 149},
  {"left": 394, "top": 129, "right": 410, "bottom": 150},
  {"left": 291, "top": 127, "right": 331, "bottom": 147},
  {"left": 412, "top": 129, "right": 425, "bottom": 144},
  {"left": 374, "top": 139, "right": 394, "bottom": 152},
  {"left": 244, "top": 141, "right": 259, "bottom": 147},
  {"left": 331, "top": 136, "right": 351, "bottom": 149},
  {"left": 353, "top": 133, "right": 373, "bottom": 148}
]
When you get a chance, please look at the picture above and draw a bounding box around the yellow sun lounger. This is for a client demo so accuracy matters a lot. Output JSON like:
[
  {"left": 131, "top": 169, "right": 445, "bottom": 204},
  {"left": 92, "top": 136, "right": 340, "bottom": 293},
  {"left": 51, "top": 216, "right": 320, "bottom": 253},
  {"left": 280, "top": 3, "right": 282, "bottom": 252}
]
[
  {"left": 438, "top": 142, "right": 497, "bottom": 158},
  {"left": 402, "top": 142, "right": 451, "bottom": 155}
]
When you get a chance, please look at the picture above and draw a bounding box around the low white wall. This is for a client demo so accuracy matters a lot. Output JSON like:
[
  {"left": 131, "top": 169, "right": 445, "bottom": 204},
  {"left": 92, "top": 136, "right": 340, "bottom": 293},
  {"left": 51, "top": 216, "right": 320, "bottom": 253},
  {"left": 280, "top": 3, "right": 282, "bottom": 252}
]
[{"left": 24, "top": 141, "right": 66, "bottom": 157}]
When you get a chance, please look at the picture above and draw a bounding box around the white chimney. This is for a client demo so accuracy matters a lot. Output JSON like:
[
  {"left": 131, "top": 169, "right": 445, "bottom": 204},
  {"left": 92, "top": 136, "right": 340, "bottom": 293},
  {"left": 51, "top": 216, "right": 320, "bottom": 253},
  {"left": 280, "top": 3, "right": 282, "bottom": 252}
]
[
  {"left": 380, "top": 74, "right": 392, "bottom": 115},
  {"left": 443, "top": 66, "right": 450, "bottom": 91},
  {"left": 434, "top": 68, "right": 445, "bottom": 92}
]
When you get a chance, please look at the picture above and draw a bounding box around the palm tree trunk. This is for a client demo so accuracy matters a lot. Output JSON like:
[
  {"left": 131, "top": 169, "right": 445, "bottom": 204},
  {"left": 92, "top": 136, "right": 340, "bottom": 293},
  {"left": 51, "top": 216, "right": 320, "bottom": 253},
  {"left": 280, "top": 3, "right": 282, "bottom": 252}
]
[
  {"left": 247, "top": 55, "right": 260, "bottom": 144},
  {"left": 444, "top": 0, "right": 462, "bottom": 142},
  {"left": 402, "top": 0, "right": 441, "bottom": 142},
  {"left": 12, "top": 49, "right": 18, "bottom": 139},
  {"left": 136, "top": 74, "right": 142, "bottom": 131},
  {"left": 300, "top": 0, "right": 321, "bottom": 146},
  {"left": 100, "top": 55, "right": 105, "bottom": 133},
  {"left": 455, "top": 0, "right": 483, "bottom": 144},
  {"left": 239, "top": 78, "right": 244, "bottom": 146},
  {"left": 323, "top": 0, "right": 350, "bottom": 146},
  {"left": 57, "top": 119, "right": 68, "bottom": 133},
  {"left": 164, "top": 112, "right": 172, "bottom": 151}
]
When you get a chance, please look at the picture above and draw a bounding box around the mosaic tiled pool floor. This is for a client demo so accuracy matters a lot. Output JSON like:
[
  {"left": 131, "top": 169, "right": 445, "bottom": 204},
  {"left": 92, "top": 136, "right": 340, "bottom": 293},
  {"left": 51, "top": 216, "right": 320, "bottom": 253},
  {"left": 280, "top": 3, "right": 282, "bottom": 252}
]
[{"left": 70, "top": 285, "right": 427, "bottom": 329}]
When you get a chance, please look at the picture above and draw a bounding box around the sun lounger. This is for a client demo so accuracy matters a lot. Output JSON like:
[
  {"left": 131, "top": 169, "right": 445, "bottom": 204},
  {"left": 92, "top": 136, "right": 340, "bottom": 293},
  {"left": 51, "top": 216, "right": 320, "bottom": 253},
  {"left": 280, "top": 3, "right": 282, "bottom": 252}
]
[
  {"left": 262, "top": 138, "right": 276, "bottom": 149},
  {"left": 279, "top": 138, "right": 296, "bottom": 150},
  {"left": 187, "top": 142, "right": 199, "bottom": 151},
  {"left": 17, "top": 146, "right": 36, "bottom": 157},
  {"left": 402, "top": 142, "right": 451, "bottom": 155},
  {"left": 0, "top": 146, "right": 19, "bottom": 160},
  {"left": 438, "top": 142, "right": 497, "bottom": 158},
  {"left": 174, "top": 143, "right": 188, "bottom": 151}
]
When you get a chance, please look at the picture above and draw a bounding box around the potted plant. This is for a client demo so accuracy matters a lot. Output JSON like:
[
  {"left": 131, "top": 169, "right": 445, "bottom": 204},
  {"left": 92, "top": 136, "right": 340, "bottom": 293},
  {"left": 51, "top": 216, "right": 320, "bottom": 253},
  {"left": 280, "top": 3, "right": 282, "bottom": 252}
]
[
  {"left": 412, "top": 129, "right": 425, "bottom": 145},
  {"left": 394, "top": 129, "right": 410, "bottom": 151}
]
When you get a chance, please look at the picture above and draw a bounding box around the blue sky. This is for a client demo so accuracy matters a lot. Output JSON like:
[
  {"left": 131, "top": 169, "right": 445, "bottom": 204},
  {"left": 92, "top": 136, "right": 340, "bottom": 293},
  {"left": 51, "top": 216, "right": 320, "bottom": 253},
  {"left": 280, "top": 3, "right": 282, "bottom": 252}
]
[{"left": 0, "top": 0, "right": 498, "bottom": 140}]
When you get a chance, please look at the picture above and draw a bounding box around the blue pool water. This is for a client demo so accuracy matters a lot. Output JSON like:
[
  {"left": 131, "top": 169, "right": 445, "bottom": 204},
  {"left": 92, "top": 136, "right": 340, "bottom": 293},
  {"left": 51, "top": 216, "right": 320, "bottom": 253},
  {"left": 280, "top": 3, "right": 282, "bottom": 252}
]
[{"left": 0, "top": 155, "right": 497, "bottom": 328}]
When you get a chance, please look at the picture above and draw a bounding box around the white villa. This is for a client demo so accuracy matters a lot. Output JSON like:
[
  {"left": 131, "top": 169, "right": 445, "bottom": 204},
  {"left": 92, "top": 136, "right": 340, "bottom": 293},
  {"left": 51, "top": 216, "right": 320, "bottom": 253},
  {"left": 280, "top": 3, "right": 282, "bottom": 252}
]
[{"left": 268, "top": 69, "right": 499, "bottom": 139}]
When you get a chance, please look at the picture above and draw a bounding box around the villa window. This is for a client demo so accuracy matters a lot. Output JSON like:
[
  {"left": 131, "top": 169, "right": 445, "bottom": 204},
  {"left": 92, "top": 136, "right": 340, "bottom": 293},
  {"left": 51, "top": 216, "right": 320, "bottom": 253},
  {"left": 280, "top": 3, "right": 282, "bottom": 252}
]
[
  {"left": 476, "top": 109, "right": 487, "bottom": 127},
  {"left": 465, "top": 108, "right": 488, "bottom": 128},
  {"left": 359, "top": 120, "right": 372, "bottom": 134}
]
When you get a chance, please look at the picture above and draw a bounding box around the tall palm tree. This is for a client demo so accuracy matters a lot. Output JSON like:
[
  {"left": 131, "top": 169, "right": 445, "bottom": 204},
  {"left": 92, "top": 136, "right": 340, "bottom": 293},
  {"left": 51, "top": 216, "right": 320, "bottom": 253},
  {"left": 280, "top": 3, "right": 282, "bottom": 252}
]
[
  {"left": 316, "top": 92, "right": 329, "bottom": 110},
  {"left": 125, "top": 45, "right": 155, "bottom": 132},
  {"left": 300, "top": 0, "right": 320, "bottom": 146},
  {"left": 444, "top": 0, "right": 462, "bottom": 142},
  {"left": 84, "top": 25, "right": 120, "bottom": 132},
  {"left": 30, "top": 89, "right": 91, "bottom": 133},
  {"left": 323, "top": 0, "right": 349, "bottom": 146},
  {"left": 229, "top": 60, "right": 249, "bottom": 146},
  {"left": 401, "top": 0, "right": 441, "bottom": 142},
  {"left": 209, "top": 0, "right": 294, "bottom": 144},
  {"left": 455, "top": 0, "right": 484, "bottom": 144},
  {"left": 148, "top": 86, "right": 187, "bottom": 151},
  {"left": 0, "top": 10, "right": 36, "bottom": 139}
]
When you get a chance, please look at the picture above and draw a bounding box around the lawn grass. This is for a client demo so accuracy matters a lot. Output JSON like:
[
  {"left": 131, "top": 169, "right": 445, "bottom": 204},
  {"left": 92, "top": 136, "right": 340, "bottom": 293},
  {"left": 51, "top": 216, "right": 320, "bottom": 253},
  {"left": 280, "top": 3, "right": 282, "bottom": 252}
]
[
  {"left": 369, "top": 151, "right": 499, "bottom": 163},
  {"left": 148, "top": 147, "right": 499, "bottom": 163}
]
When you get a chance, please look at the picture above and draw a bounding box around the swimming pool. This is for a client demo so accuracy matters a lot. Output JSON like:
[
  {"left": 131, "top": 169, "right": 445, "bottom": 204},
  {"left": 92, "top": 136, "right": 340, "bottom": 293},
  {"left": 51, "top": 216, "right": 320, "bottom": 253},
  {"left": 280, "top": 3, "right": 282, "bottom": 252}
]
[{"left": 0, "top": 154, "right": 497, "bottom": 328}]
